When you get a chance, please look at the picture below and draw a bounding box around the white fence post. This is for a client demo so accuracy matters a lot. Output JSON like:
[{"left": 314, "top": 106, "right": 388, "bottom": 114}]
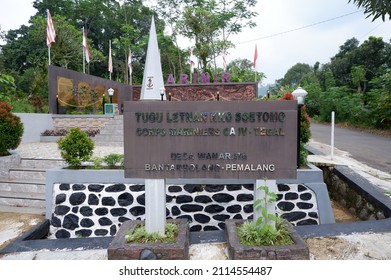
[{"left": 331, "top": 111, "right": 335, "bottom": 160}]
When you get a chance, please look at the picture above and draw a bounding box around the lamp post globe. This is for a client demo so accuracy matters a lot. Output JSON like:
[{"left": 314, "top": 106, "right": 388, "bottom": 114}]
[
  {"left": 292, "top": 86, "right": 308, "bottom": 105},
  {"left": 108, "top": 88, "right": 114, "bottom": 103},
  {"left": 160, "top": 87, "right": 166, "bottom": 101},
  {"left": 292, "top": 86, "right": 308, "bottom": 168}
]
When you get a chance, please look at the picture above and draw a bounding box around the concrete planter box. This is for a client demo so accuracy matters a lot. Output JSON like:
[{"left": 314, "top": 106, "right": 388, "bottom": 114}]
[
  {"left": 107, "top": 219, "right": 190, "bottom": 260},
  {"left": 225, "top": 219, "right": 310, "bottom": 260}
]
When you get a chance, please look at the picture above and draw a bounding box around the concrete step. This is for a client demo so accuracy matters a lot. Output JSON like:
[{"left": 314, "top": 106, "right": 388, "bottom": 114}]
[
  {"left": 94, "top": 135, "right": 124, "bottom": 142},
  {"left": 0, "top": 178, "right": 45, "bottom": 194},
  {"left": 9, "top": 168, "right": 46, "bottom": 180},
  {"left": 0, "top": 155, "right": 59, "bottom": 215},
  {"left": 101, "top": 124, "right": 123, "bottom": 130},
  {"left": 20, "top": 158, "right": 65, "bottom": 169},
  {"left": 0, "top": 191, "right": 45, "bottom": 210},
  {"left": 94, "top": 141, "right": 124, "bottom": 147},
  {"left": 0, "top": 205, "right": 45, "bottom": 215},
  {"left": 98, "top": 129, "right": 124, "bottom": 135},
  {"left": 93, "top": 115, "right": 124, "bottom": 145}
]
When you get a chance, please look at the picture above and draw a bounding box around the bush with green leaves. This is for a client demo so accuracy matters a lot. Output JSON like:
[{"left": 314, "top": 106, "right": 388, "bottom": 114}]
[
  {"left": 367, "top": 72, "right": 391, "bottom": 129},
  {"left": 0, "top": 102, "right": 24, "bottom": 156},
  {"left": 103, "top": 153, "right": 124, "bottom": 168},
  {"left": 238, "top": 179, "right": 292, "bottom": 246},
  {"left": 57, "top": 128, "right": 94, "bottom": 168}
]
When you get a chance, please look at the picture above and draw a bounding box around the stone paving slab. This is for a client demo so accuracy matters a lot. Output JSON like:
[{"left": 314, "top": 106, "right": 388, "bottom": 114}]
[{"left": 13, "top": 142, "right": 124, "bottom": 160}]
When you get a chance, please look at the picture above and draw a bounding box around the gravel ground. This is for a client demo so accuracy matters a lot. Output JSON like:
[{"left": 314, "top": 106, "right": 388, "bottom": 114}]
[{"left": 1, "top": 211, "right": 391, "bottom": 260}]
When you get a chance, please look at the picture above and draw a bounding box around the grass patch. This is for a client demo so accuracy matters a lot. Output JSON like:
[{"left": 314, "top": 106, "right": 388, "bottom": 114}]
[
  {"left": 237, "top": 218, "right": 293, "bottom": 246},
  {"left": 125, "top": 223, "right": 179, "bottom": 243}
]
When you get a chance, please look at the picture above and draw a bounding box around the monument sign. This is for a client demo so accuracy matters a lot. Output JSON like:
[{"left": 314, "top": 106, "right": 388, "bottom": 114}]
[{"left": 124, "top": 100, "right": 298, "bottom": 180}]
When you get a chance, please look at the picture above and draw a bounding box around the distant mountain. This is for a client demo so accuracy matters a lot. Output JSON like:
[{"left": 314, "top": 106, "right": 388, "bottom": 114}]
[{"left": 258, "top": 84, "right": 275, "bottom": 97}]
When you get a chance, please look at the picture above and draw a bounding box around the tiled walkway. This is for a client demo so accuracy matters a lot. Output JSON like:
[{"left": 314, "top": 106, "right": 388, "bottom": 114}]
[{"left": 14, "top": 142, "right": 124, "bottom": 160}]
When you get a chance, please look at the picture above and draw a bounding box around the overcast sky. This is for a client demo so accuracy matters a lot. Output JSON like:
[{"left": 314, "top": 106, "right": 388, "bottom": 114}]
[{"left": 1, "top": 0, "right": 390, "bottom": 85}]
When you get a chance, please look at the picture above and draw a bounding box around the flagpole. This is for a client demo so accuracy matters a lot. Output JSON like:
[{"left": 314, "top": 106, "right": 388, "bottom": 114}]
[
  {"left": 83, "top": 27, "right": 85, "bottom": 74},
  {"left": 129, "top": 54, "right": 132, "bottom": 85},
  {"left": 128, "top": 49, "right": 132, "bottom": 85},
  {"left": 109, "top": 40, "right": 112, "bottom": 80},
  {"left": 253, "top": 44, "right": 258, "bottom": 82},
  {"left": 46, "top": 9, "right": 56, "bottom": 66}
]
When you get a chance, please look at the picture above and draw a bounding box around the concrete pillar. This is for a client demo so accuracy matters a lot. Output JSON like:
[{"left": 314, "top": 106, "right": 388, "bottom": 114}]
[{"left": 145, "top": 179, "right": 166, "bottom": 235}]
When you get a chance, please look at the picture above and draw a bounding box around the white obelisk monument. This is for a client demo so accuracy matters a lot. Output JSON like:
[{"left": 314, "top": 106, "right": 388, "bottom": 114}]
[
  {"left": 140, "top": 16, "right": 166, "bottom": 234},
  {"left": 140, "top": 16, "right": 166, "bottom": 100}
]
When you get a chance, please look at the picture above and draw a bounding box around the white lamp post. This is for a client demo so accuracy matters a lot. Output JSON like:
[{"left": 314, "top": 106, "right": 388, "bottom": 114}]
[
  {"left": 292, "top": 86, "right": 308, "bottom": 105},
  {"left": 292, "top": 86, "right": 308, "bottom": 168},
  {"left": 159, "top": 87, "right": 166, "bottom": 101},
  {"left": 108, "top": 88, "right": 114, "bottom": 103}
]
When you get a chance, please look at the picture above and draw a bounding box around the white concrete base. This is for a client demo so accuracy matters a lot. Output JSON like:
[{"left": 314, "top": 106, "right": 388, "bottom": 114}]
[{"left": 145, "top": 179, "right": 166, "bottom": 235}]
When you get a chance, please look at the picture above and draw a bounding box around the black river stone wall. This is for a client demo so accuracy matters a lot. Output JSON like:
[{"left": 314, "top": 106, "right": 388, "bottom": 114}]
[{"left": 50, "top": 183, "right": 319, "bottom": 239}]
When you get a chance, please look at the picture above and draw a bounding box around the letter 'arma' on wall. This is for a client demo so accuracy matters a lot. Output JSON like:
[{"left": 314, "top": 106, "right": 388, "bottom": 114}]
[{"left": 166, "top": 72, "right": 231, "bottom": 84}]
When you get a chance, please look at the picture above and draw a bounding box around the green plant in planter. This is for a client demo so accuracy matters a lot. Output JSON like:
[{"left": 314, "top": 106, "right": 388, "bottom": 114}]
[
  {"left": 238, "top": 179, "right": 293, "bottom": 246},
  {"left": 91, "top": 156, "right": 104, "bottom": 169},
  {"left": 103, "top": 153, "right": 124, "bottom": 168},
  {"left": 57, "top": 128, "right": 94, "bottom": 168},
  {"left": 125, "top": 223, "right": 179, "bottom": 243},
  {"left": 0, "top": 102, "right": 24, "bottom": 156}
]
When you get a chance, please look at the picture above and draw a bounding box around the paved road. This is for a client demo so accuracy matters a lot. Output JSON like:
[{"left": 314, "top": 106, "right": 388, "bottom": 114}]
[{"left": 310, "top": 122, "right": 391, "bottom": 173}]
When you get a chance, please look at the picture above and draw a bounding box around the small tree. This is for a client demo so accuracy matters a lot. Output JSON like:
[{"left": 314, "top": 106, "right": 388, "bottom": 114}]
[
  {"left": 238, "top": 179, "right": 292, "bottom": 246},
  {"left": 57, "top": 128, "right": 94, "bottom": 168},
  {"left": 0, "top": 102, "right": 24, "bottom": 156}
]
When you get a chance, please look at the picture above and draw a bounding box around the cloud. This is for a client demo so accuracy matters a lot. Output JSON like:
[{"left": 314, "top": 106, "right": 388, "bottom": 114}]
[{"left": 227, "top": 0, "right": 391, "bottom": 84}]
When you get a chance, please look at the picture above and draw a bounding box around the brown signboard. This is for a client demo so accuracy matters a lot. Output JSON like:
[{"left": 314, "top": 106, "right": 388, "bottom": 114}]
[{"left": 124, "top": 101, "right": 298, "bottom": 180}]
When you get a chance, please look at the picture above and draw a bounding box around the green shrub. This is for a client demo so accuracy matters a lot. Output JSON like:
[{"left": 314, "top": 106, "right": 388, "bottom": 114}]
[
  {"left": 57, "top": 128, "right": 94, "bottom": 168},
  {"left": 238, "top": 218, "right": 292, "bottom": 246},
  {"left": 103, "top": 153, "right": 124, "bottom": 168},
  {"left": 91, "top": 156, "right": 103, "bottom": 169},
  {"left": 238, "top": 179, "right": 293, "bottom": 246},
  {"left": 0, "top": 102, "right": 24, "bottom": 156},
  {"left": 125, "top": 223, "right": 178, "bottom": 243}
]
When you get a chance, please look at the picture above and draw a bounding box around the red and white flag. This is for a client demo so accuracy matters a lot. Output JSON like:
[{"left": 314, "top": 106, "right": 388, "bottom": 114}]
[
  {"left": 222, "top": 50, "right": 227, "bottom": 71},
  {"left": 108, "top": 40, "right": 113, "bottom": 73},
  {"left": 190, "top": 48, "right": 196, "bottom": 74},
  {"left": 46, "top": 10, "right": 56, "bottom": 47},
  {"left": 83, "top": 28, "right": 90, "bottom": 63},
  {"left": 128, "top": 50, "right": 132, "bottom": 75},
  {"left": 253, "top": 44, "right": 258, "bottom": 68}
]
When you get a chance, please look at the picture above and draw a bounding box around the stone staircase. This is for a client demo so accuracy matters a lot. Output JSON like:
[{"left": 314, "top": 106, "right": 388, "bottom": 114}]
[
  {"left": 0, "top": 115, "right": 124, "bottom": 215},
  {"left": 0, "top": 157, "right": 64, "bottom": 215},
  {"left": 94, "top": 115, "right": 124, "bottom": 146}
]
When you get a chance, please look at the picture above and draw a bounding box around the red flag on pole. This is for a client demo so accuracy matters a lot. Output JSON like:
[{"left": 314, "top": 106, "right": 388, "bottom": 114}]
[
  {"left": 46, "top": 10, "right": 56, "bottom": 47},
  {"left": 222, "top": 50, "right": 227, "bottom": 71},
  {"left": 83, "top": 28, "right": 90, "bottom": 63},
  {"left": 190, "top": 48, "right": 196, "bottom": 74},
  {"left": 108, "top": 40, "right": 113, "bottom": 73},
  {"left": 253, "top": 44, "right": 258, "bottom": 68},
  {"left": 128, "top": 50, "right": 132, "bottom": 75}
]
